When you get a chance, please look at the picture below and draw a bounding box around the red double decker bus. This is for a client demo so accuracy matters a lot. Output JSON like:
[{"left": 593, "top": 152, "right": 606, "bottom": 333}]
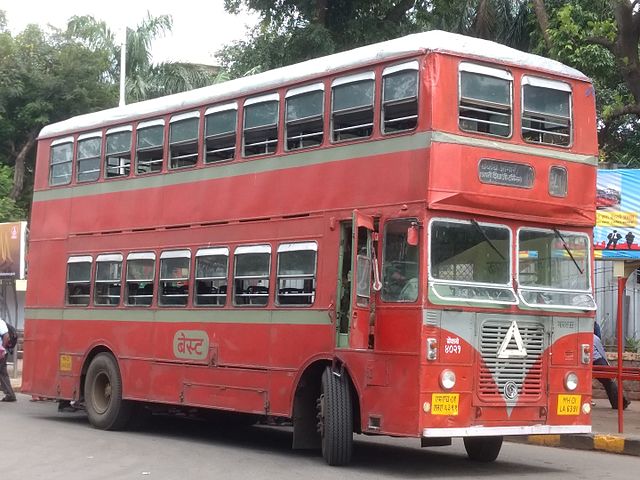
[{"left": 23, "top": 31, "right": 598, "bottom": 466}]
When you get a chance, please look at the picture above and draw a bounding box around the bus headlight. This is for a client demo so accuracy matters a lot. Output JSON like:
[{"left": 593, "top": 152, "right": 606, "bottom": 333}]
[
  {"left": 440, "top": 369, "right": 456, "bottom": 390},
  {"left": 565, "top": 372, "right": 579, "bottom": 391}
]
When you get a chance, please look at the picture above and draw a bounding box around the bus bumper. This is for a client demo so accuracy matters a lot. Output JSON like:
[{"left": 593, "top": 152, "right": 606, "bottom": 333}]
[{"left": 422, "top": 424, "right": 591, "bottom": 437}]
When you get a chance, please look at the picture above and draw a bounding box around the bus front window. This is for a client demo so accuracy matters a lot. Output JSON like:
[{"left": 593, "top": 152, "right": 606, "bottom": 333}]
[
  {"left": 517, "top": 228, "right": 595, "bottom": 310},
  {"left": 429, "top": 219, "right": 517, "bottom": 305}
]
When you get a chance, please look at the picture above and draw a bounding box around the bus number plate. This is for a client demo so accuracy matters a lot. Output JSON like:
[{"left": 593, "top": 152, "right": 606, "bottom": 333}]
[
  {"left": 557, "top": 394, "right": 581, "bottom": 415},
  {"left": 431, "top": 393, "right": 459, "bottom": 416},
  {"left": 59, "top": 354, "right": 72, "bottom": 372}
]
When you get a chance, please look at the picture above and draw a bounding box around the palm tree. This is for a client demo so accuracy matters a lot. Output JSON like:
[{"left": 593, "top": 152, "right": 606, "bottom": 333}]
[{"left": 66, "top": 13, "right": 224, "bottom": 103}]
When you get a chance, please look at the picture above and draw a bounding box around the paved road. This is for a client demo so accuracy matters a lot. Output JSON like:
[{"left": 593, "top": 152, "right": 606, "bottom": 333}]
[{"left": 2, "top": 393, "right": 635, "bottom": 480}]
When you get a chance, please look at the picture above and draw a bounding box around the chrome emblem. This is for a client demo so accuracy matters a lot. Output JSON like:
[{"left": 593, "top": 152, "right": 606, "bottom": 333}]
[
  {"left": 497, "top": 320, "right": 528, "bottom": 359},
  {"left": 504, "top": 381, "right": 519, "bottom": 400}
]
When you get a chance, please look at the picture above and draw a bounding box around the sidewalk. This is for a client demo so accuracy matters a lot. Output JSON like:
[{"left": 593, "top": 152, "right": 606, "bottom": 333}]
[{"left": 509, "top": 398, "right": 640, "bottom": 456}]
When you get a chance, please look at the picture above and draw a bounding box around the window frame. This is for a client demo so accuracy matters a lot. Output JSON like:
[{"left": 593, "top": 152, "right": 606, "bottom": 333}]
[
  {"left": 331, "top": 71, "right": 376, "bottom": 143},
  {"left": 233, "top": 244, "right": 272, "bottom": 307},
  {"left": 158, "top": 249, "right": 191, "bottom": 307},
  {"left": 66, "top": 255, "right": 93, "bottom": 306},
  {"left": 275, "top": 241, "right": 318, "bottom": 307},
  {"left": 549, "top": 165, "right": 568, "bottom": 197},
  {"left": 458, "top": 62, "right": 513, "bottom": 139},
  {"left": 125, "top": 251, "right": 156, "bottom": 307},
  {"left": 521, "top": 75, "right": 573, "bottom": 148},
  {"left": 104, "top": 125, "right": 133, "bottom": 179},
  {"left": 169, "top": 111, "right": 200, "bottom": 170},
  {"left": 194, "top": 247, "right": 230, "bottom": 307},
  {"left": 93, "top": 253, "right": 123, "bottom": 307},
  {"left": 136, "top": 119, "right": 165, "bottom": 175},
  {"left": 76, "top": 131, "right": 103, "bottom": 183},
  {"left": 242, "top": 93, "right": 280, "bottom": 158},
  {"left": 204, "top": 102, "right": 238, "bottom": 164},
  {"left": 285, "top": 83, "right": 325, "bottom": 152},
  {"left": 49, "top": 136, "right": 75, "bottom": 187},
  {"left": 381, "top": 61, "right": 419, "bottom": 135}
]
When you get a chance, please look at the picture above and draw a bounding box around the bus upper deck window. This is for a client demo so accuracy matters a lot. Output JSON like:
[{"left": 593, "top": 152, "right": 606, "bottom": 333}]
[
  {"left": 382, "top": 62, "right": 419, "bottom": 134},
  {"left": 169, "top": 112, "right": 199, "bottom": 170},
  {"left": 49, "top": 137, "right": 74, "bottom": 186},
  {"left": 77, "top": 132, "right": 102, "bottom": 183},
  {"left": 459, "top": 63, "right": 512, "bottom": 138},
  {"left": 67, "top": 256, "right": 92, "bottom": 306},
  {"left": 136, "top": 119, "right": 165, "bottom": 174},
  {"left": 285, "top": 84, "right": 324, "bottom": 151},
  {"left": 522, "top": 76, "right": 571, "bottom": 147},
  {"left": 105, "top": 126, "right": 132, "bottom": 178},
  {"left": 243, "top": 94, "right": 279, "bottom": 157},
  {"left": 205, "top": 103, "right": 237, "bottom": 163},
  {"left": 331, "top": 72, "right": 375, "bottom": 142}
]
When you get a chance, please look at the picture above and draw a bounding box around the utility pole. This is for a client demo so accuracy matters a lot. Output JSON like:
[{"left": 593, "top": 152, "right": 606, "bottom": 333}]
[{"left": 119, "top": 24, "right": 127, "bottom": 107}]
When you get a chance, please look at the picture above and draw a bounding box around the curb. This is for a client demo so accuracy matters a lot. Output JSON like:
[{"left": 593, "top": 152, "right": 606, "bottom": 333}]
[{"left": 507, "top": 434, "right": 640, "bottom": 456}]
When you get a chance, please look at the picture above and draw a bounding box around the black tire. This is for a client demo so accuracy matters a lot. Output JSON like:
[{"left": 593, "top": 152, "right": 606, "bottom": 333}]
[
  {"left": 319, "top": 367, "right": 353, "bottom": 466},
  {"left": 463, "top": 436, "right": 503, "bottom": 462},
  {"left": 84, "top": 353, "right": 133, "bottom": 430}
]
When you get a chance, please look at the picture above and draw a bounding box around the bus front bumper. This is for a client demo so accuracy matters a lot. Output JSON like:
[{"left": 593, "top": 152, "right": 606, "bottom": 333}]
[{"left": 422, "top": 424, "right": 591, "bottom": 437}]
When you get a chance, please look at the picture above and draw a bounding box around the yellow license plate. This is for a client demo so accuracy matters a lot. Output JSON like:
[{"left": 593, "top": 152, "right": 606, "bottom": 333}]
[
  {"left": 431, "top": 393, "right": 459, "bottom": 416},
  {"left": 59, "top": 354, "right": 72, "bottom": 372},
  {"left": 557, "top": 394, "right": 581, "bottom": 415}
]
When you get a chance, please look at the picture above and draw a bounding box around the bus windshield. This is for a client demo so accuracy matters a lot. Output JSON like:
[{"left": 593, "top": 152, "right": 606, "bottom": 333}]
[
  {"left": 429, "top": 219, "right": 516, "bottom": 304},
  {"left": 517, "top": 228, "right": 595, "bottom": 310}
]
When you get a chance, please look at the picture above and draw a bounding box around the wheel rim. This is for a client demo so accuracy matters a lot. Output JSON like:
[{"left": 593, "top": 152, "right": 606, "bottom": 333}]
[{"left": 92, "top": 371, "right": 112, "bottom": 414}]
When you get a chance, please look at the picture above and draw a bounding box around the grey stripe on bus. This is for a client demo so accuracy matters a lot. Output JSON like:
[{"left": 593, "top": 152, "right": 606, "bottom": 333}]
[
  {"left": 24, "top": 307, "right": 332, "bottom": 324},
  {"left": 33, "top": 131, "right": 596, "bottom": 203}
]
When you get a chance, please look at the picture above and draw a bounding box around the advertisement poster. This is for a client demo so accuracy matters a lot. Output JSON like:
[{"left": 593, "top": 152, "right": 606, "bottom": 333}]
[
  {"left": 0, "top": 221, "right": 27, "bottom": 279},
  {"left": 594, "top": 170, "right": 640, "bottom": 259}
]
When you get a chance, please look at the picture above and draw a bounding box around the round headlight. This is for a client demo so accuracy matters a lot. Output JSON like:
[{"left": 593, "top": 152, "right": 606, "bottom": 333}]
[
  {"left": 440, "top": 369, "right": 456, "bottom": 390},
  {"left": 565, "top": 372, "right": 579, "bottom": 391}
]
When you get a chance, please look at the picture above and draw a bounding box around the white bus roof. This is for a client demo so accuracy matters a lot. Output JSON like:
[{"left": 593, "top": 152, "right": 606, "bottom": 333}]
[{"left": 39, "top": 30, "right": 589, "bottom": 139}]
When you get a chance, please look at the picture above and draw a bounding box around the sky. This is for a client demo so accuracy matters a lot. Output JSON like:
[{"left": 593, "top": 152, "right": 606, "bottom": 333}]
[{"left": 0, "top": 0, "right": 259, "bottom": 65}]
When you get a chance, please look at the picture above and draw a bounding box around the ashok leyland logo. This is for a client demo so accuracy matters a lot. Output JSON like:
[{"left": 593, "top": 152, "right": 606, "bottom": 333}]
[{"left": 497, "top": 320, "right": 528, "bottom": 359}]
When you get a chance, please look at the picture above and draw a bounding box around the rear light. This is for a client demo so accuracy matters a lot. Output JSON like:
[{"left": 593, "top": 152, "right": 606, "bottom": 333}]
[
  {"left": 440, "top": 369, "right": 456, "bottom": 390},
  {"left": 427, "top": 338, "right": 438, "bottom": 361},
  {"left": 565, "top": 372, "right": 579, "bottom": 391},
  {"left": 581, "top": 344, "right": 591, "bottom": 364}
]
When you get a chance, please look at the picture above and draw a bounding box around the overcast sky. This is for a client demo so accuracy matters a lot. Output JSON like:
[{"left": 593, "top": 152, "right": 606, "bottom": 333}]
[{"left": 0, "top": 0, "right": 259, "bottom": 65}]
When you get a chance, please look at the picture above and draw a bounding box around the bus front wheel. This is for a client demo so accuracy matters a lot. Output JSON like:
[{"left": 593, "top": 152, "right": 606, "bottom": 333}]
[
  {"left": 84, "top": 353, "right": 133, "bottom": 430},
  {"left": 318, "top": 367, "right": 353, "bottom": 466},
  {"left": 463, "top": 436, "right": 503, "bottom": 462}
]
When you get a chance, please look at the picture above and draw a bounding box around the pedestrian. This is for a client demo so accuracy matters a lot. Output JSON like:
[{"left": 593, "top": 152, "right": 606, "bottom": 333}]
[
  {"left": 0, "top": 318, "right": 17, "bottom": 402},
  {"left": 625, "top": 231, "right": 635, "bottom": 250},
  {"left": 593, "top": 330, "right": 629, "bottom": 410},
  {"left": 606, "top": 230, "right": 622, "bottom": 249}
]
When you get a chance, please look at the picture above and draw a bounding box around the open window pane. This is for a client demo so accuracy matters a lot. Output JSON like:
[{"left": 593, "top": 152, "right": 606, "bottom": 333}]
[
  {"left": 383, "top": 70, "right": 418, "bottom": 134},
  {"left": 50, "top": 143, "right": 73, "bottom": 186},
  {"left": 137, "top": 125, "right": 164, "bottom": 174},
  {"left": 195, "top": 252, "right": 228, "bottom": 306},
  {"left": 159, "top": 255, "right": 190, "bottom": 306},
  {"left": 170, "top": 117, "right": 199, "bottom": 169},
  {"left": 126, "top": 257, "right": 155, "bottom": 306},
  {"left": 277, "top": 245, "right": 317, "bottom": 305},
  {"left": 234, "top": 248, "right": 270, "bottom": 306},
  {"left": 205, "top": 109, "right": 237, "bottom": 163},
  {"left": 94, "top": 260, "right": 122, "bottom": 306},
  {"left": 67, "top": 259, "right": 91, "bottom": 306},
  {"left": 459, "top": 71, "right": 511, "bottom": 137},
  {"left": 286, "top": 90, "right": 324, "bottom": 150},
  {"left": 105, "top": 131, "right": 131, "bottom": 178},
  {"left": 244, "top": 101, "right": 278, "bottom": 157},
  {"left": 332, "top": 79, "right": 374, "bottom": 141},
  {"left": 77, "top": 137, "right": 101, "bottom": 183},
  {"left": 522, "top": 85, "right": 571, "bottom": 146}
]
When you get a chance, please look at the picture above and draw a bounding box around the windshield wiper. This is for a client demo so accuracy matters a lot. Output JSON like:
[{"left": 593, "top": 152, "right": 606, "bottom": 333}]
[
  {"left": 470, "top": 220, "right": 505, "bottom": 260},
  {"left": 553, "top": 227, "right": 584, "bottom": 275}
]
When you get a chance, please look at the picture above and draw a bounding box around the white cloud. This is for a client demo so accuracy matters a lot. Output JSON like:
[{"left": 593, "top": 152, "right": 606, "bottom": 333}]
[{"left": 1, "top": 0, "right": 259, "bottom": 65}]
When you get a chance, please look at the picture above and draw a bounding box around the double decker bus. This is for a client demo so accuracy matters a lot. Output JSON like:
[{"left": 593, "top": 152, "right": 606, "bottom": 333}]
[{"left": 23, "top": 30, "right": 598, "bottom": 466}]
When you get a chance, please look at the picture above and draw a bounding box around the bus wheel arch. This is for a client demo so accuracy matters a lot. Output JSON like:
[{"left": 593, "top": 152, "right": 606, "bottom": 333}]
[{"left": 82, "top": 349, "right": 133, "bottom": 430}]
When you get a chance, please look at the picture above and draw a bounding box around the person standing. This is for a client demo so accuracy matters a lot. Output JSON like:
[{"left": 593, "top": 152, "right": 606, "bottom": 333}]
[
  {"left": 593, "top": 331, "right": 629, "bottom": 410},
  {"left": 0, "top": 318, "right": 17, "bottom": 402},
  {"left": 625, "top": 231, "right": 635, "bottom": 250}
]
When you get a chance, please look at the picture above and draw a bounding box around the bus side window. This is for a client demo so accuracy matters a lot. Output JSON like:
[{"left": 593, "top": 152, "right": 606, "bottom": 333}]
[
  {"left": 285, "top": 84, "right": 324, "bottom": 151},
  {"left": 382, "top": 219, "right": 419, "bottom": 302},
  {"left": 331, "top": 72, "right": 375, "bottom": 142},
  {"left": 94, "top": 254, "right": 123, "bottom": 306},
  {"left": 125, "top": 252, "right": 156, "bottom": 307},
  {"left": 169, "top": 112, "right": 199, "bottom": 170},
  {"left": 243, "top": 94, "right": 279, "bottom": 157},
  {"left": 50, "top": 138, "right": 74, "bottom": 186},
  {"left": 136, "top": 120, "right": 165, "bottom": 174},
  {"left": 77, "top": 132, "right": 102, "bottom": 183},
  {"left": 382, "top": 62, "right": 419, "bottom": 134},
  {"left": 194, "top": 247, "right": 229, "bottom": 307},
  {"left": 204, "top": 103, "right": 237, "bottom": 163},
  {"left": 458, "top": 62, "right": 512, "bottom": 138},
  {"left": 159, "top": 250, "right": 191, "bottom": 307},
  {"left": 234, "top": 245, "right": 271, "bottom": 306},
  {"left": 66, "top": 256, "right": 92, "bottom": 306},
  {"left": 105, "top": 126, "right": 132, "bottom": 178},
  {"left": 276, "top": 242, "right": 317, "bottom": 306}
]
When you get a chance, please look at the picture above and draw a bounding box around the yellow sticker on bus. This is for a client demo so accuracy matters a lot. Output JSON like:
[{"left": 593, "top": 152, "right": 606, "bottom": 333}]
[
  {"left": 431, "top": 393, "right": 459, "bottom": 416},
  {"left": 59, "top": 354, "right": 72, "bottom": 372},
  {"left": 557, "top": 394, "right": 581, "bottom": 415}
]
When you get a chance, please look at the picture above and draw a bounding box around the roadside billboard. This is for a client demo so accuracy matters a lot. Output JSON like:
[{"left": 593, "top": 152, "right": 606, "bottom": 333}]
[
  {"left": 594, "top": 169, "right": 640, "bottom": 259},
  {"left": 0, "top": 221, "right": 27, "bottom": 279}
]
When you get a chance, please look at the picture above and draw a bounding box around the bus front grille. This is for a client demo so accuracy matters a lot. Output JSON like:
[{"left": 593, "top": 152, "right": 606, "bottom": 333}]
[{"left": 478, "top": 319, "right": 545, "bottom": 401}]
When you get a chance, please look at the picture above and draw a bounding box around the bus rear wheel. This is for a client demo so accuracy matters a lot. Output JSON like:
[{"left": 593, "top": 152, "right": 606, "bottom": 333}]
[
  {"left": 463, "top": 436, "right": 503, "bottom": 462},
  {"left": 84, "top": 353, "right": 133, "bottom": 430},
  {"left": 317, "top": 367, "right": 353, "bottom": 466}
]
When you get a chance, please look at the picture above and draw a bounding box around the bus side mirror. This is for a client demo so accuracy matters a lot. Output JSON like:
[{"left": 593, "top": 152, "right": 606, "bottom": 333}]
[{"left": 407, "top": 224, "right": 419, "bottom": 246}]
